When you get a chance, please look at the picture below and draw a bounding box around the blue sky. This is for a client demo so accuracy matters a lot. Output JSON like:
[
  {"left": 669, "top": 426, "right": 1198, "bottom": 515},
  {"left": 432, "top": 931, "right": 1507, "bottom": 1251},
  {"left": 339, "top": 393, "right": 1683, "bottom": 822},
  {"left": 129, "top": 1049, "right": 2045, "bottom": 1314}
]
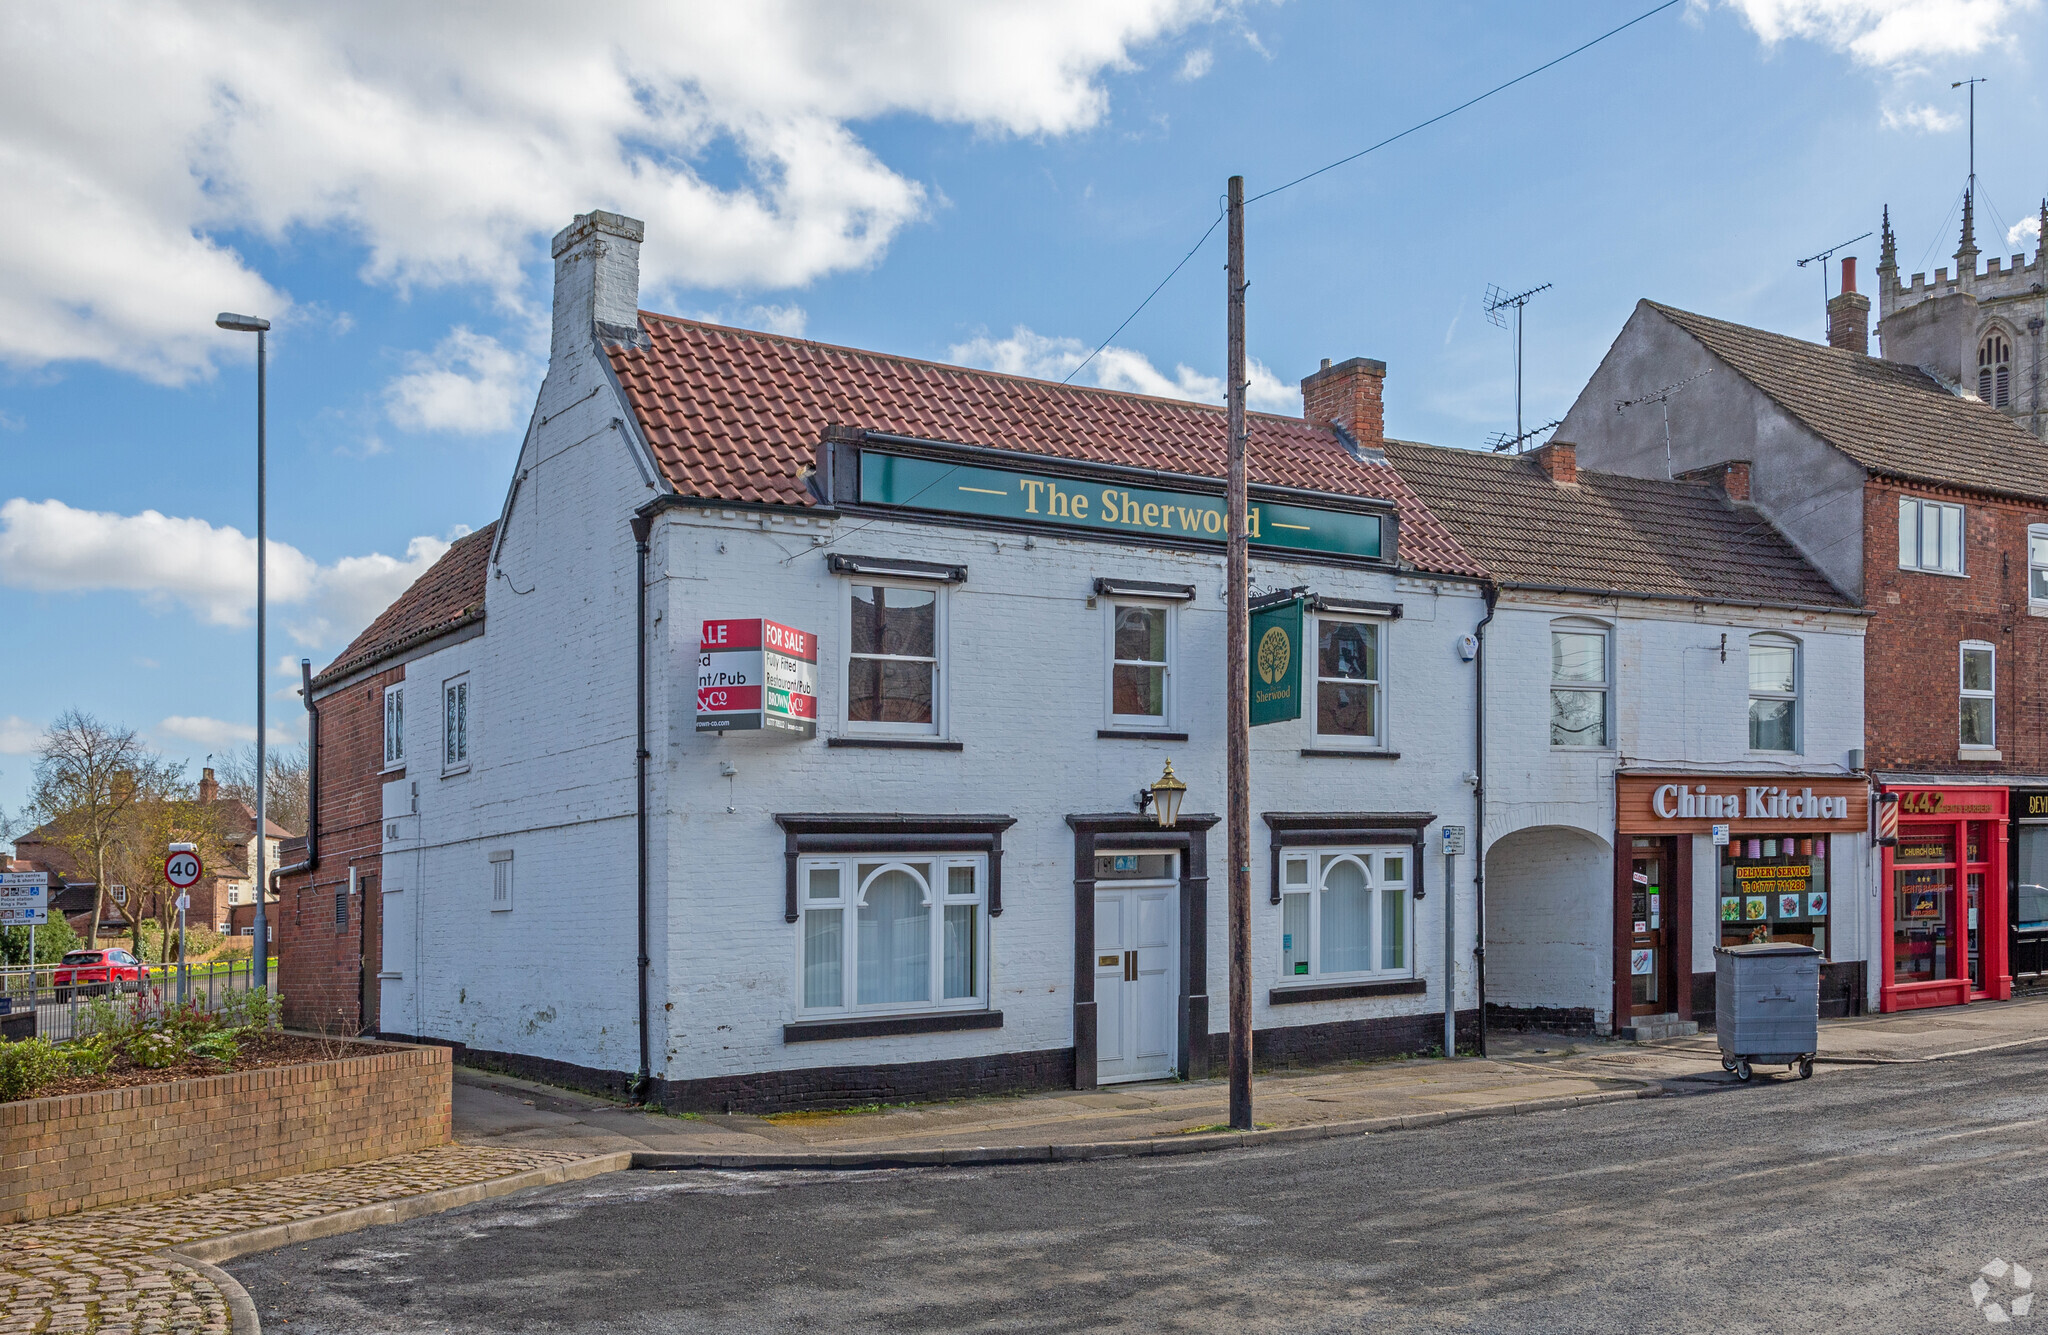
[{"left": 2, "top": 0, "right": 2044, "bottom": 829}]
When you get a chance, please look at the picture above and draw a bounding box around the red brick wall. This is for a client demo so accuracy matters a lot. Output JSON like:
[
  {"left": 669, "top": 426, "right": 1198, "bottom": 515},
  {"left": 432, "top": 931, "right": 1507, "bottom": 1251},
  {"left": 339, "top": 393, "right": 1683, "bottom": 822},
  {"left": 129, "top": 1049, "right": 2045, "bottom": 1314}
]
[
  {"left": 0, "top": 1042, "right": 451, "bottom": 1223},
  {"left": 1862, "top": 478, "right": 2048, "bottom": 774},
  {"left": 281, "top": 664, "right": 401, "bottom": 1033}
]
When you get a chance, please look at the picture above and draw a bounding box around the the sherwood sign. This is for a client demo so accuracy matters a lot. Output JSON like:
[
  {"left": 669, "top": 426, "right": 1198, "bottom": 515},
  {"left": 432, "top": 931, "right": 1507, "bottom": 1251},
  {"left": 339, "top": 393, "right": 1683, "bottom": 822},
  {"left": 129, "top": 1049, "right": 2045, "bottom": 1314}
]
[{"left": 858, "top": 451, "right": 1386, "bottom": 561}]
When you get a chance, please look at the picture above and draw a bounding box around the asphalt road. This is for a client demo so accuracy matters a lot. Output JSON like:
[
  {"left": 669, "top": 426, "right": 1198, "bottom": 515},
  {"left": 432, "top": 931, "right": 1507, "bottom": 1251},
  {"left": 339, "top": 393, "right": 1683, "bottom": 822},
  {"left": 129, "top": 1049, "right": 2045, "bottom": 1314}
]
[{"left": 232, "top": 1048, "right": 2048, "bottom": 1333}]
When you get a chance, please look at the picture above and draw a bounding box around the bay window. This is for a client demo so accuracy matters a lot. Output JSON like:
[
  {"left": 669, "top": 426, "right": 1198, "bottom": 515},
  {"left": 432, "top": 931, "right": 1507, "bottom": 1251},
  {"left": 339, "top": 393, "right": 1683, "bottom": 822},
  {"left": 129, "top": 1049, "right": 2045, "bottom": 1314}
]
[
  {"left": 798, "top": 856, "right": 987, "bottom": 1015},
  {"left": 1279, "top": 847, "right": 1411, "bottom": 981}
]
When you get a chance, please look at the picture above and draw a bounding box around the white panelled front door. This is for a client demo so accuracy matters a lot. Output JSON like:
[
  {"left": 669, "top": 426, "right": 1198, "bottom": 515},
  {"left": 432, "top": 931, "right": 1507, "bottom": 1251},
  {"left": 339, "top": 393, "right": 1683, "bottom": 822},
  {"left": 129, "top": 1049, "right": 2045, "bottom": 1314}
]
[{"left": 1094, "top": 883, "right": 1179, "bottom": 1083}]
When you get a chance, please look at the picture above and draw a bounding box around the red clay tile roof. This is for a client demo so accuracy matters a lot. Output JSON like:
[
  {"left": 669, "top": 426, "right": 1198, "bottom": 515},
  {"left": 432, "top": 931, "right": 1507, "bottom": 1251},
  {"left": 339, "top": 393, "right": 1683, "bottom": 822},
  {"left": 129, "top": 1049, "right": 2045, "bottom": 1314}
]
[
  {"left": 1650, "top": 302, "right": 2048, "bottom": 502},
  {"left": 606, "top": 315, "right": 1482, "bottom": 577},
  {"left": 312, "top": 524, "right": 495, "bottom": 688},
  {"left": 1383, "top": 438, "right": 1854, "bottom": 609}
]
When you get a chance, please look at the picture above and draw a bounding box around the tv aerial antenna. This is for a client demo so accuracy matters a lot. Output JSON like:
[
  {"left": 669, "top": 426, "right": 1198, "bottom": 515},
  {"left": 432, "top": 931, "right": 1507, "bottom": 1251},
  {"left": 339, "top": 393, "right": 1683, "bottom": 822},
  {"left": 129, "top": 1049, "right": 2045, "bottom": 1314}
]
[
  {"left": 1484, "top": 282, "right": 1551, "bottom": 445},
  {"left": 1615, "top": 369, "right": 1710, "bottom": 478},
  {"left": 1486, "top": 417, "right": 1563, "bottom": 454},
  {"left": 1796, "top": 231, "right": 1872, "bottom": 337}
]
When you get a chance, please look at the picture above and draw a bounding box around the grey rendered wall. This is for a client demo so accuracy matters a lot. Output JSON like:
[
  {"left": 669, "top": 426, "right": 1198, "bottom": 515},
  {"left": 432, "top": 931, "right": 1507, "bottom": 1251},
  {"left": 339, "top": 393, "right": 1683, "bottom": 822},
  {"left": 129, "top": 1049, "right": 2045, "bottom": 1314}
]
[{"left": 1558, "top": 302, "right": 1870, "bottom": 601}]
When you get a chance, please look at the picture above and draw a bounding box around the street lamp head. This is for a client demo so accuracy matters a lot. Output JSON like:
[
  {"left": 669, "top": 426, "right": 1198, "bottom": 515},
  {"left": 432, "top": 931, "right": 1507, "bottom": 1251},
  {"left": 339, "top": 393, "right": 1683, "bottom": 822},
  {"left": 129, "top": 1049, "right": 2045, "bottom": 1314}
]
[
  {"left": 1148, "top": 758, "right": 1187, "bottom": 829},
  {"left": 215, "top": 312, "right": 271, "bottom": 332}
]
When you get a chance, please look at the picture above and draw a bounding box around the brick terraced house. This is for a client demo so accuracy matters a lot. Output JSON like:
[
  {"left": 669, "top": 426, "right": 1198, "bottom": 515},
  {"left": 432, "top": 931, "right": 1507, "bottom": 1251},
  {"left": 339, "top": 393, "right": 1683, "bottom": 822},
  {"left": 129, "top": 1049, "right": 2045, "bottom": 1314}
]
[
  {"left": 1382, "top": 438, "right": 1870, "bottom": 1035},
  {"left": 1560, "top": 253, "right": 2048, "bottom": 1013},
  {"left": 277, "top": 525, "right": 494, "bottom": 1034}
]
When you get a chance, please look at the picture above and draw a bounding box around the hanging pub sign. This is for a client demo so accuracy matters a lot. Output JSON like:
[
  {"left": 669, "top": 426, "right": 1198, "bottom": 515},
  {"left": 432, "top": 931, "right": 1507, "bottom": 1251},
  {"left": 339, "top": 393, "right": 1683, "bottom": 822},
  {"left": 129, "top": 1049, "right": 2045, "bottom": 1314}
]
[
  {"left": 1249, "top": 594, "right": 1304, "bottom": 726},
  {"left": 857, "top": 450, "right": 1387, "bottom": 562},
  {"left": 698, "top": 619, "right": 818, "bottom": 737}
]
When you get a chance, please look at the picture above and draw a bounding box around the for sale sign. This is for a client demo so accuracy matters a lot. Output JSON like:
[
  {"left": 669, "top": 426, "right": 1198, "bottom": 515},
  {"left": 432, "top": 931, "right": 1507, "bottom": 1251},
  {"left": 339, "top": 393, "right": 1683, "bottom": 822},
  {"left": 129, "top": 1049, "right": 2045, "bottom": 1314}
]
[
  {"left": 698, "top": 618, "right": 817, "bottom": 737},
  {"left": 0, "top": 871, "right": 49, "bottom": 926}
]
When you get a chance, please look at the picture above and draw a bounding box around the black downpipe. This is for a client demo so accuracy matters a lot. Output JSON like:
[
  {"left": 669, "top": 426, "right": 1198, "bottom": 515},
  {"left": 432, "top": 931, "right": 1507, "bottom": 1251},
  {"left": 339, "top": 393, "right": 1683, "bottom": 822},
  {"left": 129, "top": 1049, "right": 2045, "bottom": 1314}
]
[
  {"left": 630, "top": 514, "right": 654, "bottom": 1104},
  {"left": 1471, "top": 583, "right": 1498, "bottom": 1059},
  {"left": 266, "top": 659, "right": 320, "bottom": 896}
]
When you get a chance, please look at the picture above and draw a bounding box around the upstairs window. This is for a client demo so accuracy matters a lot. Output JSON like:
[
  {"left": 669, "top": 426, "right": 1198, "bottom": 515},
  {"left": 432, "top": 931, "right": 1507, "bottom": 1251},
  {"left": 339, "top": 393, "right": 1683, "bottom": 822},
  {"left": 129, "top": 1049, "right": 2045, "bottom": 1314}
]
[
  {"left": 1550, "top": 622, "right": 1610, "bottom": 748},
  {"left": 1312, "top": 615, "right": 1385, "bottom": 748},
  {"left": 382, "top": 685, "right": 404, "bottom": 768},
  {"left": 1748, "top": 635, "right": 1800, "bottom": 752},
  {"left": 2029, "top": 525, "right": 2048, "bottom": 609},
  {"left": 1106, "top": 601, "right": 1174, "bottom": 728},
  {"left": 443, "top": 675, "right": 470, "bottom": 772},
  {"left": 1899, "top": 496, "right": 1964, "bottom": 575},
  {"left": 1979, "top": 331, "right": 2013, "bottom": 408},
  {"left": 846, "top": 582, "right": 942, "bottom": 735},
  {"left": 1960, "top": 642, "right": 1996, "bottom": 750}
]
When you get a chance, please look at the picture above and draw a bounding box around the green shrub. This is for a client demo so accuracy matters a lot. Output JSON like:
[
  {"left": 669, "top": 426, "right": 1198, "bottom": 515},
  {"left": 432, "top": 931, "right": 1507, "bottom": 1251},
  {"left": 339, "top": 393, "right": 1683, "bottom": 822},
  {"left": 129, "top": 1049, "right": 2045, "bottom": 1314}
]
[
  {"left": 1, "top": 916, "right": 81, "bottom": 966},
  {"left": 0, "top": 1037, "right": 71, "bottom": 1101},
  {"left": 189, "top": 1029, "right": 244, "bottom": 1066},
  {"left": 220, "top": 987, "right": 281, "bottom": 1033},
  {"left": 64, "top": 1033, "right": 117, "bottom": 1077},
  {"left": 126, "top": 1029, "right": 185, "bottom": 1069}
]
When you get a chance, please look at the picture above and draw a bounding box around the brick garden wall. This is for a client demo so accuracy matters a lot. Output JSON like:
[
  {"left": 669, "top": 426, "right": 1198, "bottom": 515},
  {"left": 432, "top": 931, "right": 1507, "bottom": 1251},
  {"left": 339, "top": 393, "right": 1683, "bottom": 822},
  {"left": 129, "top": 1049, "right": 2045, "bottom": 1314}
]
[
  {"left": 0, "top": 1041, "right": 451, "bottom": 1224},
  {"left": 1861, "top": 479, "right": 2048, "bottom": 775},
  {"left": 281, "top": 664, "right": 401, "bottom": 1033}
]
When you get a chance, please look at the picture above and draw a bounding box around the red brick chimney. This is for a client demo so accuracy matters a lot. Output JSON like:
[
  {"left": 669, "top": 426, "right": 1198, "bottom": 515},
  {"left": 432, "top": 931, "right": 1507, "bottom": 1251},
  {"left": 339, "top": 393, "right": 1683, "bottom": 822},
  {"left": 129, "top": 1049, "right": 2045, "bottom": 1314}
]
[
  {"left": 1827, "top": 256, "right": 1870, "bottom": 355},
  {"left": 199, "top": 767, "right": 218, "bottom": 803},
  {"left": 1676, "top": 459, "right": 1752, "bottom": 501},
  {"left": 1300, "top": 356, "right": 1386, "bottom": 448},
  {"left": 1529, "top": 440, "right": 1577, "bottom": 485}
]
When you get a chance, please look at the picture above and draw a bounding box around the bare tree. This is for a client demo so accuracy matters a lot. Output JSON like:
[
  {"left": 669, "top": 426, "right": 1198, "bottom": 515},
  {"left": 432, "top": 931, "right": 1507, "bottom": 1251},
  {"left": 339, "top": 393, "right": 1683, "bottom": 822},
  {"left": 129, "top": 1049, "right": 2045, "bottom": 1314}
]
[
  {"left": 214, "top": 742, "right": 309, "bottom": 837},
  {"left": 112, "top": 776, "right": 231, "bottom": 962},
  {"left": 21, "top": 711, "right": 175, "bottom": 944}
]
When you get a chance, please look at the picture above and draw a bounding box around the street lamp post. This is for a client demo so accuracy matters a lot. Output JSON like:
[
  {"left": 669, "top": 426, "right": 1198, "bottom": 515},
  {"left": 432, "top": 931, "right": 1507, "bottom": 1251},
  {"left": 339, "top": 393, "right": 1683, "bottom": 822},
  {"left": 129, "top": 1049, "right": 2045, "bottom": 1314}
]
[{"left": 215, "top": 312, "right": 271, "bottom": 992}]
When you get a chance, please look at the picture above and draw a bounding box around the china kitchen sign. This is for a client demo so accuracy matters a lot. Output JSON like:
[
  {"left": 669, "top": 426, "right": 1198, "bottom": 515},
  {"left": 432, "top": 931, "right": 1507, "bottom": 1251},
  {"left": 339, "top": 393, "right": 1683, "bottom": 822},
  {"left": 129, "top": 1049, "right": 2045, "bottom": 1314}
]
[
  {"left": 1615, "top": 774, "right": 1866, "bottom": 835},
  {"left": 698, "top": 619, "right": 818, "bottom": 737}
]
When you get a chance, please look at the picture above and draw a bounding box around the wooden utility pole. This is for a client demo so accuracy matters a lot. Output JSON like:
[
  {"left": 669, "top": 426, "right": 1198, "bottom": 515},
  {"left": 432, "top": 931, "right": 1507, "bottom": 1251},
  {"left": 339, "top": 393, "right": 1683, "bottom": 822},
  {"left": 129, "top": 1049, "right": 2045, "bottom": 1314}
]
[{"left": 1225, "top": 174, "right": 1253, "bottom": 1132}]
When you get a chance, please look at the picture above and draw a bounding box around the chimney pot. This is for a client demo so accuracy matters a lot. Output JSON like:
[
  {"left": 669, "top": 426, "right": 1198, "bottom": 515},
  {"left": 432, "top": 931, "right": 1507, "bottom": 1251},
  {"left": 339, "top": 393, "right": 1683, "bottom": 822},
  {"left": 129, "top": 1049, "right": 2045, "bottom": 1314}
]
[
  {"left": 1300, "top": 357, "right": 1387, "bottom": 452},
  {"left": 1841, "top": 256, "right": 1857, "bottom": 294}
]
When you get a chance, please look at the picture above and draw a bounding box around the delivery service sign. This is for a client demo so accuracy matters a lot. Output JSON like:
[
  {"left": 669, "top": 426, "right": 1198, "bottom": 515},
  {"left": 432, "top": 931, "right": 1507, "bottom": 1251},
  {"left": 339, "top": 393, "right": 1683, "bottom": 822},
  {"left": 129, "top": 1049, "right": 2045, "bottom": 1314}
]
[{"left": 698, "top": 618, "right": 817, "bottom": 737}]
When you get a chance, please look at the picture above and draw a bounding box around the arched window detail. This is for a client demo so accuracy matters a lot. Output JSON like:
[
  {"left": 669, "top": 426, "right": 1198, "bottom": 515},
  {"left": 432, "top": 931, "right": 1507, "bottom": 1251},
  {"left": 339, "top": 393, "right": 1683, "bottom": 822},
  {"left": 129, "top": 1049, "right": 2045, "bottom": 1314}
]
[
  {"left": 1979, "top": 330, "right": 2013, "bottom": 408},
  {"left": 1748, "top": 634, "right": 1800, "bottom": 753}
]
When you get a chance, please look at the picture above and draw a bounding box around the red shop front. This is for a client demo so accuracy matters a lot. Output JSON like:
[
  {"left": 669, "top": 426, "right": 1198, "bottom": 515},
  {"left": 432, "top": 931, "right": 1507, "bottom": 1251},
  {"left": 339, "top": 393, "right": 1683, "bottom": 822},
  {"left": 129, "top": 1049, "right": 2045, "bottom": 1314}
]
[{"left": 1880, "top": 784, "right": 2010, "bottom": 1012}]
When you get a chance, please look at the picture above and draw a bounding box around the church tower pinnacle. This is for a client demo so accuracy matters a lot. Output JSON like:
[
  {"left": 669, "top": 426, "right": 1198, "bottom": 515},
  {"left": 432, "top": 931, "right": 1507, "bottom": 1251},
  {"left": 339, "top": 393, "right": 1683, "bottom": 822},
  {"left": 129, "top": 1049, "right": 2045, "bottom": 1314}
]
[
  {"left": 1877, "top": 205, "right": 1896, "bottom": 282},
  {"left": 1956, "top": 188, "right": 1980, "bottom": 286}
]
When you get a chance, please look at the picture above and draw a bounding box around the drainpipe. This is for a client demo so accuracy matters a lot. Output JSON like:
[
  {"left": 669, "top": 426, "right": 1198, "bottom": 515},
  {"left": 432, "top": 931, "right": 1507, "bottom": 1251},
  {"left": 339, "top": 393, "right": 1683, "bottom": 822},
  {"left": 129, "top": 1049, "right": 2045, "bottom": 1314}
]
[
  {"left": 630, "top": 513, "right": 654, "bottom": 1104},
  {"left": 1471, "top": 583, "right": 1498, "bottom": 1058},
  {"left": 265, "top": 662, "right": 319, "bottom": 907}
]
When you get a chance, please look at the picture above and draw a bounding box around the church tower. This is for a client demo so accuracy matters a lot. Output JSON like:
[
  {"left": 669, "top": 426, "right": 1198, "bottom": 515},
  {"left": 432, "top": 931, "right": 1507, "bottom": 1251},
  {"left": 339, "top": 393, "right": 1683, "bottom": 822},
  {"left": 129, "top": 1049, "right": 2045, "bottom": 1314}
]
[{"left": 1876, "top": 193, "right": 2048, "bottom": 439}]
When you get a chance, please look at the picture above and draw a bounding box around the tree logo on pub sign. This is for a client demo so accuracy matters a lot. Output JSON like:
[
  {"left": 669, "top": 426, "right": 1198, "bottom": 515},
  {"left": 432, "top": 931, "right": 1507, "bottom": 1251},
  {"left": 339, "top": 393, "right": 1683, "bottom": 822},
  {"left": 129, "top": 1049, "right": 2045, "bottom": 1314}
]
[{"left": 1257, "top": 625, "right": 1291, "bottom": 685}]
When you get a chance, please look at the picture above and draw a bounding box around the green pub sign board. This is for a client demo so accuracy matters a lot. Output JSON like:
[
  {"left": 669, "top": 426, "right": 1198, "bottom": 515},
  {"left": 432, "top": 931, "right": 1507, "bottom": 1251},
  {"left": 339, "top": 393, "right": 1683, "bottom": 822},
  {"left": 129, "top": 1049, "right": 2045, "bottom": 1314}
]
[
  {"left": 1249, "top": 596, "right": 1304, "bottom": 726},
  {"left": 859, "top": 451, "right": 1386, "bottom": 562}
]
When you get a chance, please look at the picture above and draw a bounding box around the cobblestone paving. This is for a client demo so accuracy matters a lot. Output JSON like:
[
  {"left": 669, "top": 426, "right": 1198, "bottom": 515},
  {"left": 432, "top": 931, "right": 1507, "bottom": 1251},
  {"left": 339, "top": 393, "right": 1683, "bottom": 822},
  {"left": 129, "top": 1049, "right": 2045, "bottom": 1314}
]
[{"left": 0, "top": 1144, "right": 585, "bottom": 1334}]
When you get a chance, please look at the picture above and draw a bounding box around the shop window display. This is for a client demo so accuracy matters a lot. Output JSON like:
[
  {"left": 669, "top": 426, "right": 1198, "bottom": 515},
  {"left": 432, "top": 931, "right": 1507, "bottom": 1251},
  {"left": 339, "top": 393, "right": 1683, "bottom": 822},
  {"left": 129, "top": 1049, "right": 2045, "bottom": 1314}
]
[
  {"left": 1719, "top": 834, "right": 1830, "bottom": 956},
  {"left": 1892, "top": 829, "right": 1955, "bottom": 985}
]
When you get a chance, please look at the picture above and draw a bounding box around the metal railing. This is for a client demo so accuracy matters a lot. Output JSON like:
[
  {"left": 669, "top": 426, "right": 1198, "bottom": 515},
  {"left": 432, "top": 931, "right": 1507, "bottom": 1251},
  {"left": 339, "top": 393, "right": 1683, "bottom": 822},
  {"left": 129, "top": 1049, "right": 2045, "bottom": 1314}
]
[{"left": 0, "top": 957, "right": 276, "bottom": 1045}]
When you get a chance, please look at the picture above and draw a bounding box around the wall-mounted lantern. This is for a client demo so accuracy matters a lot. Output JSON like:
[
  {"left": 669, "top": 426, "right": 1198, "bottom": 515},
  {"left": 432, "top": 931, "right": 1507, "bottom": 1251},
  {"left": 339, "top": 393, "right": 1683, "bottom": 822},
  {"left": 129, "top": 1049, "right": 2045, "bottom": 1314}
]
[{"left": 1135, "top": 759, "right": 1188, "bottom": 829}]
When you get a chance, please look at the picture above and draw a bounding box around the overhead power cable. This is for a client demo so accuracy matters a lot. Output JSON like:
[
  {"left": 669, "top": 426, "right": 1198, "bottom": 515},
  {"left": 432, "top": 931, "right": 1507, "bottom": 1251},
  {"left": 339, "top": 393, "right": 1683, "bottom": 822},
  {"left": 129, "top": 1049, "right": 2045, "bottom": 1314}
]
[{"left": 1061, "top": 0, "right": 1683, "bottom": 387}]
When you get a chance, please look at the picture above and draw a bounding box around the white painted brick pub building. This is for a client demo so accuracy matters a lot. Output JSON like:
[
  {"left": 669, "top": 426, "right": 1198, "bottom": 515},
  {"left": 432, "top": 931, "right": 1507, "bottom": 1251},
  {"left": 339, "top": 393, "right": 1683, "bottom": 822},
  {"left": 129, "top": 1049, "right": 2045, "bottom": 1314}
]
[{"left": 368, "top": 211, "right": 1499, "bottom": 1109}]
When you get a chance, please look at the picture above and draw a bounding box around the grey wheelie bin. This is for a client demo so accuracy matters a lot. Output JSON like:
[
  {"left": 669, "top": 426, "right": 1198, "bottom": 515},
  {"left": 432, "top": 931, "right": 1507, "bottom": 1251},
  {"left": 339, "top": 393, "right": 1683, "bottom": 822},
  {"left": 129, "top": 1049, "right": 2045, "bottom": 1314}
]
[{"left": 1713, "top": 942, "right": 1820, "bottom": 1082}]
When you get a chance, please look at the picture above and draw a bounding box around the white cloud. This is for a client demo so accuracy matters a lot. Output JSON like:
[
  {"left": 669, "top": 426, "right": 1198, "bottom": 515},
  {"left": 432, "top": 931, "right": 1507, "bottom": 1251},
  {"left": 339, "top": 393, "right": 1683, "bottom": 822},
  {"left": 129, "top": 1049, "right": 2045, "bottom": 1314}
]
[
  {"left": 1880, "top": 101, "right": 1961, "bottom": 131},
  {"left": 0, "top": 716, "right": 40, "bottom": 754},
  {"left": 0, "top": 2, "right": 1236, "bottom": 385},
  {"left": 948, "top": 325, "right": 1301, "bottom": 414},
  {"left": 1178, "top": 48, "right": 1215, "bottom": 80},
  {"left": 2010, "top": 215, "right": 2042, "bottom": 249},
  {"left": 158, "top": 716, "right": 259, "bottom": 751},
  {"left": 384, "top": 327, "right": 533, "bottom": 435},
  {"left": 0, "top": 410, "right": 23, "bottom": 432},
  {"left": 1717, "top": 0, "right": 2036, "bottom": 66},
  {"left": 0, "top": 497, "right": 454, "bottom": 649}
]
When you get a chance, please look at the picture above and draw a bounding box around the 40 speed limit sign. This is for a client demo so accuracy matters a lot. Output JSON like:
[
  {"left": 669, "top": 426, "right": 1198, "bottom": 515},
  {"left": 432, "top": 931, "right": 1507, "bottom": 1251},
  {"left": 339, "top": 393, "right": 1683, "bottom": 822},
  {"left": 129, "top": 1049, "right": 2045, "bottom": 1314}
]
[{"left": 164, "top": 849, "right": 204, "bottom": 888}]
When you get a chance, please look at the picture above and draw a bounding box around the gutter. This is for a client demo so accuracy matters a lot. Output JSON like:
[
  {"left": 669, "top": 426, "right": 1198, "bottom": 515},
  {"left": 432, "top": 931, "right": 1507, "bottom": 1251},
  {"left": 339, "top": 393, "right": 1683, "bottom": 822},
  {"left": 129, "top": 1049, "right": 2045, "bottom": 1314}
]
[
  {"left": 1470, "top": 583, "right": 1498, "bottom": 1059},
  {"left": 629, "top": 512, "right": 654, "bottom": 1103}
]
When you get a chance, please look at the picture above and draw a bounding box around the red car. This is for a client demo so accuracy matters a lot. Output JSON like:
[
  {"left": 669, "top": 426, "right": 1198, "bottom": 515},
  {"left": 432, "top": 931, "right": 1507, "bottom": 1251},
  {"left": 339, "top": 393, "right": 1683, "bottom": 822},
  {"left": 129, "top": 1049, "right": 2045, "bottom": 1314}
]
[{"left": 53, "top": 948, "right": 146, "bottom": 1001}]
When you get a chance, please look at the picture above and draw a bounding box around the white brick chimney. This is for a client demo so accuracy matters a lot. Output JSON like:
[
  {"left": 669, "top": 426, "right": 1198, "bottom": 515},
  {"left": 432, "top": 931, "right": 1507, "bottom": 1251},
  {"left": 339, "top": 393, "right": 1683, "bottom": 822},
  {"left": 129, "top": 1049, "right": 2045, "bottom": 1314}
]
[{"left": 549, "top": 210, "right": 645, "bottom": 365}]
